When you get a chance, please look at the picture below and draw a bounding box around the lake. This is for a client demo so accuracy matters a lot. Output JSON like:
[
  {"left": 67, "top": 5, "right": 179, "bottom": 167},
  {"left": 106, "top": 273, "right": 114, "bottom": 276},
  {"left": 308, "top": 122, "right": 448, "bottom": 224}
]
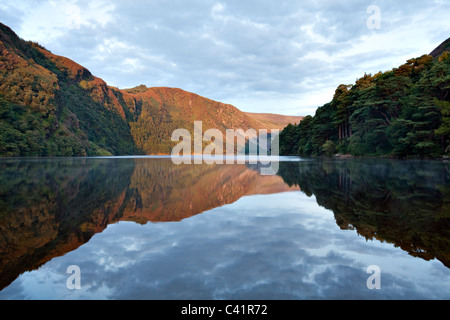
[{"left": 0, "top": 157, "right": 449, "bottom": 300}]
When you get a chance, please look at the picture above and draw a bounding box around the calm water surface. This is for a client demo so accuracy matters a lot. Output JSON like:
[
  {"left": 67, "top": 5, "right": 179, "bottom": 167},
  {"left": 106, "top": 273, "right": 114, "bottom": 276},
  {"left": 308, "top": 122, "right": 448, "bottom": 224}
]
[{"left": 0, "top": 157, "right": 449, "bottom": 300}]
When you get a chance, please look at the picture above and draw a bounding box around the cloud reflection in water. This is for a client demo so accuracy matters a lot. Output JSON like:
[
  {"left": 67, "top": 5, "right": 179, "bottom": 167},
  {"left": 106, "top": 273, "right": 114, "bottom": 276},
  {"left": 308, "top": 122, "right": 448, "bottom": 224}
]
[{"left": 2, "top": 191, "right": 449, "bottom": 300}]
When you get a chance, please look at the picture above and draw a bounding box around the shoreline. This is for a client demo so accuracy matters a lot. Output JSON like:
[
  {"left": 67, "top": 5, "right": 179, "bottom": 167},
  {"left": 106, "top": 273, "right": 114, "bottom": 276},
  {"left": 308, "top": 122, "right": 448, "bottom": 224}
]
[
  {"left": 0, "top": 154, "right": 449, "bottom": 162},
  {"left": 332, "top": 153, "right": 450, "bottom": 161}
]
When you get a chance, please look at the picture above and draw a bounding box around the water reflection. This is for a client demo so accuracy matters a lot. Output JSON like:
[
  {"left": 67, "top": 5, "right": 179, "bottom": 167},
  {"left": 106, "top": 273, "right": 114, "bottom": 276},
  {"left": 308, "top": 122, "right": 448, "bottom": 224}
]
[
  {"left": 0, "top": 158, "right": 298, "bottom": 291},
  {"left": 0, "top": 157, "right": 449, "bottom": 299},
  {"left": 276, "top": 159, "right": 450, "bottom": 268}
]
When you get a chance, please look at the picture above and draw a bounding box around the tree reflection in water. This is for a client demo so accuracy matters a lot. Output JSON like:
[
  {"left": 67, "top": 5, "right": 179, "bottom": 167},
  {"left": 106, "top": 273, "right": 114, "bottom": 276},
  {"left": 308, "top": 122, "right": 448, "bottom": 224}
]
[
  {"left": 276, "top": 159, "right": 450, "bottom": 268},
  {"left": 0, "top": 157, "right": 449, "bottom": 293}
]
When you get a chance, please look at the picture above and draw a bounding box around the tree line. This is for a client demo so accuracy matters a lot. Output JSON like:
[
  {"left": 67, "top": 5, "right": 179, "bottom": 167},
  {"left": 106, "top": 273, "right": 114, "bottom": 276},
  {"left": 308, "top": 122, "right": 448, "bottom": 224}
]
[{"left": 280, "top": 52, "right": 450, "bottom": 158}]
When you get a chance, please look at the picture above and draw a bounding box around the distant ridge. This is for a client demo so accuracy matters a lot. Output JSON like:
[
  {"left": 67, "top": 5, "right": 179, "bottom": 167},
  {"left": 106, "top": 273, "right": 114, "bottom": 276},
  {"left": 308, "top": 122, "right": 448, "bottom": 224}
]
[{"left": 245, "top": 112, "right": 304, "bottom": 131}]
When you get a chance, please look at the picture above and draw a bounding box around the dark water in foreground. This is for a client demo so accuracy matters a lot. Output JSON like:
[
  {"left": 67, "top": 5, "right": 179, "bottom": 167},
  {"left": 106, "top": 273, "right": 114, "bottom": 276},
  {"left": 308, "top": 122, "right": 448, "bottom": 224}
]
[{"left": 0, "top": 157, "right": 449, "bottom": 300}]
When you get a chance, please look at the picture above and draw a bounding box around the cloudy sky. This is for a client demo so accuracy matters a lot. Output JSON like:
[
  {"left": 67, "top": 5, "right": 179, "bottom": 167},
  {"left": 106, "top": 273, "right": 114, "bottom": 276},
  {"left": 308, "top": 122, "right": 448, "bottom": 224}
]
[{"left": 1, "top": 1, "right": 449, "bottom": 116}]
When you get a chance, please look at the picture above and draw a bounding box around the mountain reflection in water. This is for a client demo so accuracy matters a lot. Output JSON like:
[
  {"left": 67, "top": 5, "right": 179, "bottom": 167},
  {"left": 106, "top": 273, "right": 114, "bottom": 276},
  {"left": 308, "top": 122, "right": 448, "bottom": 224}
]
[
  {"left": 0, "top": 157, "right": 299, "bottom": 290},
  {"left": 0, "top": 157, "right": 449, "bottom": 299}
]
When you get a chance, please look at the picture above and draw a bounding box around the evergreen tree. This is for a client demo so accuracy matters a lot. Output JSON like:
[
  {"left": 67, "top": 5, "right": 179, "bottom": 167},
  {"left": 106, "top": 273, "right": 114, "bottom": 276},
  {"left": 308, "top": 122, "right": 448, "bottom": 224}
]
[{"left": 280, "top": 51, "right": 450, "bottom": 158}]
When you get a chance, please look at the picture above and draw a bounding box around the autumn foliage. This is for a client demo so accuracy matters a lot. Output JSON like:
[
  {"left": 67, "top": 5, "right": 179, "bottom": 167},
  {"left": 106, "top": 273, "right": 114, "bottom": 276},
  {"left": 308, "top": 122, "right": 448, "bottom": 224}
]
[{"left": 0, "top": 23, "right": 274, "bottom": 157}]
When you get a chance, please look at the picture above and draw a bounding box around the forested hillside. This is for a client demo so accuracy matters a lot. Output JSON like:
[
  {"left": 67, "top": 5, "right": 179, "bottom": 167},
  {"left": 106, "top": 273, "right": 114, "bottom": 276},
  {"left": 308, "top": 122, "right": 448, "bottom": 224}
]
[
  {"left": 0, "top": 22, "right": 276, "bottom": 157},
  {"left": 280, "top": 41, "right": 450, "bottom": 158},
  {"left": 0, "top": 23, "right": 139, "bottom": 156}
]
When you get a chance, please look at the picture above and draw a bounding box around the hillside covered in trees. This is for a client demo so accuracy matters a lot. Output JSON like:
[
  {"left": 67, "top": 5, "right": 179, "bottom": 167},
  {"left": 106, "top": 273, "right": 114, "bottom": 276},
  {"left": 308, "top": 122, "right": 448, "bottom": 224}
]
[
  {"left": 280, "top": 40, "right": 450, "bottom": 158},
  {"left": 0, "top": 22, "right": 290, "bottom": 157},
  {"left": 0, "top": 22, "right": 141, "bottom": 157}
]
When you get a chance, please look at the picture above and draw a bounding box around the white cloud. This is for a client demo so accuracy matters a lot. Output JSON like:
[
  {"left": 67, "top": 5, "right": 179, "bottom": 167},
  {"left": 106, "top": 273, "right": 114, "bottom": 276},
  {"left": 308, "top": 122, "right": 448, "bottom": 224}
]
[
  {"left": 8, "top": 0, "right": 114, "bottom": 42},
  {"left": 211, "top": 2, "right": 225, "bottom": 16},
  {"left": 1, "top": 0, "right": 449, "bottom": 116}
]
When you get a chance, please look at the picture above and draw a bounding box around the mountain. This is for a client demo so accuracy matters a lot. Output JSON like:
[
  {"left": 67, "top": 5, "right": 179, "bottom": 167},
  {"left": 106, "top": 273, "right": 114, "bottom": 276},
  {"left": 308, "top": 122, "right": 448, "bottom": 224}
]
[
  {"left": 0, "top": 22, "right": 138, "bottom": 156},
  {"left": 279, "top": 38, "right": 450, "bottom": 158},
  {"left": 245, "top": 112, "right": 304, "bottom": 130},
  {"left": 0, "top": 22, "right": 299, "bottom": 157},
  {"left": 430, "top": 37, "right": 450, "bottom": 59},
  {"left": 118, "top": 85, "right": 269, "bottom": 154}
]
